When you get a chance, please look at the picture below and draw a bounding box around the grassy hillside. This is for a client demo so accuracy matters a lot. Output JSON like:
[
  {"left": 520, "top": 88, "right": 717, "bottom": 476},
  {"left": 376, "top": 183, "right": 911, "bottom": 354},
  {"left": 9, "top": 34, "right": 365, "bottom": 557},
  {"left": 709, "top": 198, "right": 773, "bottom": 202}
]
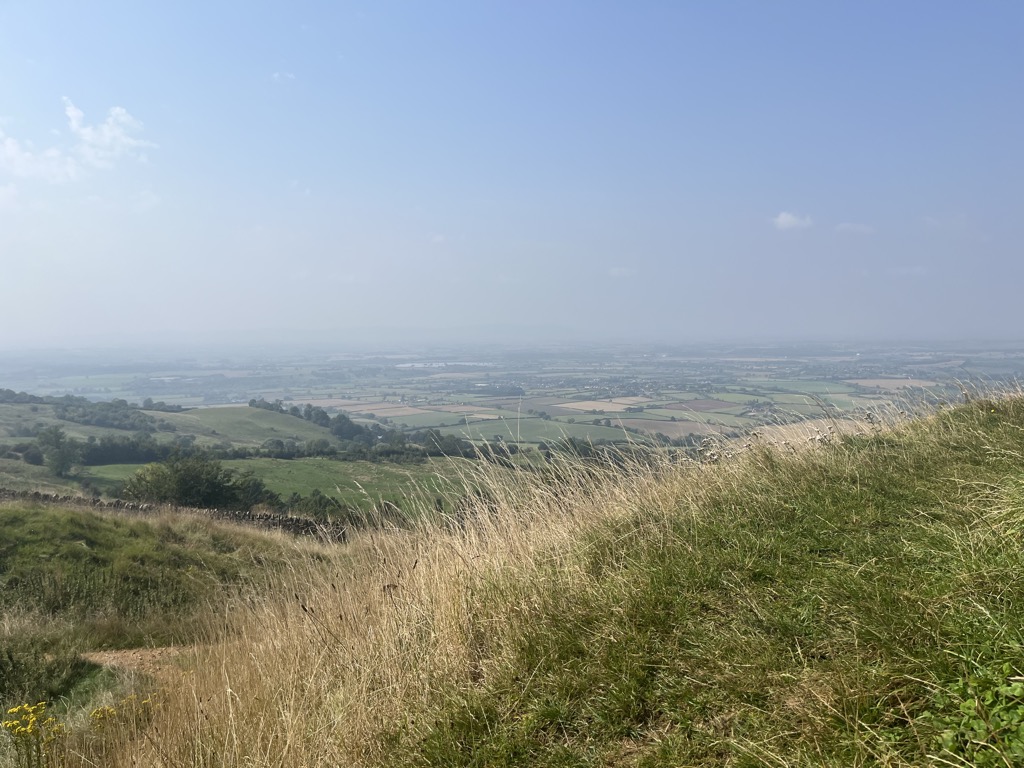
[
  {"left": 0, "top": 402, "right": 337, "bottom": 449},
  {"left": 152, "top": 406, "right": 339, "bottom": 446},
  {"left": 5, "top": 396, "right": 1024, "bottom": 766},
  {"left": 0, "top": 504, "right": 295, "bottom": 718},
  {"left": 0, "top": 456, "right": 75, "bottom": 493}
]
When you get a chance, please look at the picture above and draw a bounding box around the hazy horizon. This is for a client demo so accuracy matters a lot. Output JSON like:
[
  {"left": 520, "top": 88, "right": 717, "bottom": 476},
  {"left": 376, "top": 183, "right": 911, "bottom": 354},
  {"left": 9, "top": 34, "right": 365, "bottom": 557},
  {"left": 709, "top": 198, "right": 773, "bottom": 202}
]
[{"left": 2, "top": 2, "right": 1021, "bottom": 350}]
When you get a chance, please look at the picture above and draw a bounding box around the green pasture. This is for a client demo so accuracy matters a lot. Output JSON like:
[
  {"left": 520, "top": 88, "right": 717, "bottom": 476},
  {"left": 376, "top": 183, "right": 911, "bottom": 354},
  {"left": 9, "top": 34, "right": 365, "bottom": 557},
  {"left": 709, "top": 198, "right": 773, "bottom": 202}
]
[
  {"left": 438, "top": 418, "right": 640, "bottom": 445},
  {"left": 86, "top": 457, "right": 473, "bottom": 509},
  {"left": 658, "top": 390, "right": 701, "bottom": 400},
  {"left": 0, "top": 403, "right": 341, "bottom": 452},
  {"left": 671, "top": 412, "right": 752, "bottom": 428},
  {"left": 155, "top": 407, "right": 337, "bottom": 446},
  {"left": 609, "top": 411, "right": 673, "bottom": 422},
  {"left": 0, "top": 403, "right": 146, "bottom": 443},
  {"left": 221, "top": 457, "right": 470, "bottom": 504},
  {"left": 710, "top": 391, "right": 771, "bottom": 404},
  {"left": 78, "top": 465, "right": 143, "bottom": 496},
  {"left": 643, "top": 405, "right": 748, "bottom": 418},
  {"left": 0, "top": 457, "right": 76, "bottom": 494},
  {"left": 392, "top": 411, "right": 466, "bottom": 429},
  {"left": 738, "top": 378, "right": 858, "bottom": 395},
  {"left": 650, "top": 412, "right": 710, "bottom": 424}
]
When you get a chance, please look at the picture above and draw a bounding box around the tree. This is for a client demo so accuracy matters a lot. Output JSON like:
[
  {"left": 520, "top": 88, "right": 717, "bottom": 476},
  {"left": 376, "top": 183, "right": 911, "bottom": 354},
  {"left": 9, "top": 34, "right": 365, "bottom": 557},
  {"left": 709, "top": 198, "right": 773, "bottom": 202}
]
[
  {"left": 123, "top": 454, "right": 264, "bottom": 509},
  {"left": 36, "top": 425, "right": 66, "bottom": 452},
  {"left": 46, "top": 440, "right": 82, "bottom": 478},
  {"left": 235, "top": 469, "right": 283, "bottom": 510},
  {"left": 21, "top": 445, "right": 44, "bottom": 466},
  {"left": 35, "top": 426, "right": 81, "bottom": 477}
]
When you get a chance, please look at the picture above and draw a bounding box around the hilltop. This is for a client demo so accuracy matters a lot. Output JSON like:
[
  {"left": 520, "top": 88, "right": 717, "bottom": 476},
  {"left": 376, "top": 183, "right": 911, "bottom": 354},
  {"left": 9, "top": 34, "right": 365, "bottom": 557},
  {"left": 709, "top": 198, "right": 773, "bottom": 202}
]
[{"left": 2, "top": 394, "right": 1023, "bottom": 766}]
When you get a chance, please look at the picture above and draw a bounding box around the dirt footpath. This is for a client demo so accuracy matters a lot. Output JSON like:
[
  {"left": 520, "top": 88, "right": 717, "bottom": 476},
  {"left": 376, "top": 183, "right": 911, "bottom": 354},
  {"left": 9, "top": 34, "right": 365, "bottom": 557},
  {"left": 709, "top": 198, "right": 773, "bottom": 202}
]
[{"left": 82, "top": 647, "right": 188, "bottom": 681}]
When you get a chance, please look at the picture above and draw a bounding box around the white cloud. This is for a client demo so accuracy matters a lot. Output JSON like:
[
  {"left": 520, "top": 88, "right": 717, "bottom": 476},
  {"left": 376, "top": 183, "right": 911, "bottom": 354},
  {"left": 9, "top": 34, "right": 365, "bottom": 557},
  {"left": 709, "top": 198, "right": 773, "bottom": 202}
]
[
  {"left": 0, "top": 100, "right": 153, "bottom": 184},
  {"left": 836, "top": 222, "right": 874, "bottom": 234},
  {"left": 772, "top": 211, "right": 812, "bottom": 231},
  {"left": 272, "top": 71, "right": 295, "bottom": 83},
  {"left": 0, "top": 130, "right": 79, "bottom": 182},
  {"left": 64, "top": 98, "right": 154, "bottom": 168}
]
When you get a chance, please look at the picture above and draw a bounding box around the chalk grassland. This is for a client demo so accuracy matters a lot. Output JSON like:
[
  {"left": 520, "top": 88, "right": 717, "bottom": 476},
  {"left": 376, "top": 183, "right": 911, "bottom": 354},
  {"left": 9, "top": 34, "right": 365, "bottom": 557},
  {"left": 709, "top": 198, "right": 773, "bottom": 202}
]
[{"left": 12, "top": 394, "right": 1022, "bottom": 766}]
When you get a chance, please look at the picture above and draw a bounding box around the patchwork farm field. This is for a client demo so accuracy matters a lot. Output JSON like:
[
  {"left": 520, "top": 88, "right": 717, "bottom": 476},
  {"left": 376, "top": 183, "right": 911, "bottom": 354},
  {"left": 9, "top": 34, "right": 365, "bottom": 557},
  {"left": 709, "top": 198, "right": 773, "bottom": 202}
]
[{"left": 3, "top": 341, "right": 1013, "bottom": 502}]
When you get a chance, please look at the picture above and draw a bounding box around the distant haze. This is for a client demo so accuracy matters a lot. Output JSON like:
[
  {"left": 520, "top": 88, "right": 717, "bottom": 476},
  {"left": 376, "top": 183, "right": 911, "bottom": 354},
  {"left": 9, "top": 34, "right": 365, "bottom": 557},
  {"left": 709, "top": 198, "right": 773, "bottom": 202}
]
[{"left": 0, "top": 2, "right": 1021, "bottom": 350}]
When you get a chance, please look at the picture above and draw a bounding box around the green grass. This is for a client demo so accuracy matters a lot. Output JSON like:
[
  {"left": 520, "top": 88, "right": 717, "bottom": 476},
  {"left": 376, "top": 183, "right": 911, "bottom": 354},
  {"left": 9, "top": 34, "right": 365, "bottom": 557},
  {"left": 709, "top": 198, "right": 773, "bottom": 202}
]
[
  {"left": 0, "top": 504, "right": 285, "bottom": 643},
  {"left": 385, "top": 397, "right": 1024, "bottom": 766},
  {"left": 79, "top": 464, "right": 138, "bottom": 495},
  {"left": 0, "top": 457, "right": 75, "bottom": 493},
  {"left": 85, "top": 457, "right": 473, "bottom": 509},
  {"left": 393, "top": 411, "right": 468, "bottom": 428},
  {"left": 154, "top": 407, "right": 338, "bottom": 446},
  {"left": 437, "top": 418, "right": 639, "bottom": 444},
  {"left": 737, "top": 378, "right": 859, "bottom": 394},
  {"left": 0, "top": 503, "right": 290, "bottom": 709},
  {"left": 0, "top": 403, "right": 146, "bottom": 443},
  {"left": 643, "top": 406, "right": 750, "bottom": 419},
  {"left": 221, "top": 457, "right": 471, "bottom": 506},
  {"left": 0, "top": 402, "right": 339, "bottom": 458}
]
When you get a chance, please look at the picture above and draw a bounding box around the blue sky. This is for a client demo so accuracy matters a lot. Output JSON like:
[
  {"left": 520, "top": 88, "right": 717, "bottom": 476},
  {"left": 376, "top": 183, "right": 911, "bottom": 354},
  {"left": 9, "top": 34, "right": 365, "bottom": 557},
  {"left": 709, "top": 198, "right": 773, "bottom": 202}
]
[{"left": 1, "top": 1, "right": 1021, "bottom": 348}]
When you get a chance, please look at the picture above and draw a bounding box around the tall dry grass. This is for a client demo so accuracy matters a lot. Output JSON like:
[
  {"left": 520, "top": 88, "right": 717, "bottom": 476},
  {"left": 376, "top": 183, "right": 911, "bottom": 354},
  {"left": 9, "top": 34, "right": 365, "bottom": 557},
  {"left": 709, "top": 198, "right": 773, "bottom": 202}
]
[{"left": 50, "top": 445, "right": 719, "bottom": 765}]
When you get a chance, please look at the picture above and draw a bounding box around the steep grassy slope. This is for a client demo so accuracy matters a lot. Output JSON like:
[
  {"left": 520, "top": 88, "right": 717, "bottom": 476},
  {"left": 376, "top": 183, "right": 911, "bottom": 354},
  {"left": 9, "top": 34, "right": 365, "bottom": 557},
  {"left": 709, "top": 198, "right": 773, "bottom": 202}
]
[
  {"left": 0, "top": 504, "right": 294, "bottom": 712},
  {"left": 5, "top": 397, "right": 1023, "bottom": 766},
  {"left": 408, "top": 401, "right": 1024, "bottom": 766}
]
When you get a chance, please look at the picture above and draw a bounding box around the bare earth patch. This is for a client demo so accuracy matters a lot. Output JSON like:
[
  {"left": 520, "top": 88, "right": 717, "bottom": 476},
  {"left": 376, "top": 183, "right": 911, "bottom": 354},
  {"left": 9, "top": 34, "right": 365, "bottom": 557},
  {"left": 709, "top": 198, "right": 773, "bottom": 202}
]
[{"left": 82, "top": 647, "right": 188, "bottom": 681}]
